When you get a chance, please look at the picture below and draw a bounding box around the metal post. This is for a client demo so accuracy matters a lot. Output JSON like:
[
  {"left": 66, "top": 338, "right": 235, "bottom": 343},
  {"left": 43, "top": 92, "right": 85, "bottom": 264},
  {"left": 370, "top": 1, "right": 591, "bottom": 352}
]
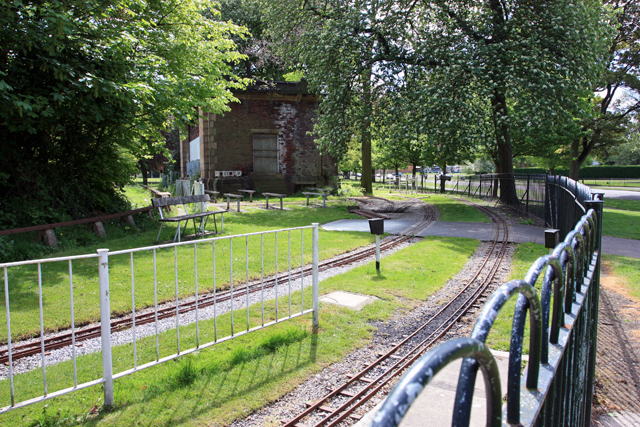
[
  {"left": 584, "top": 198, "right": 604, "bottom": 425},
  {"left": 376, "top": 235, "right": 381, "bottom": 271},
  {"left": 312, "top": 223, "right": 319, "bottom": 329},
  {"left": 97, "top": 249, "right": 114, "bottom": 407},
  {"left": 526, "top": 176, "right": 530, "bottom": 214}
]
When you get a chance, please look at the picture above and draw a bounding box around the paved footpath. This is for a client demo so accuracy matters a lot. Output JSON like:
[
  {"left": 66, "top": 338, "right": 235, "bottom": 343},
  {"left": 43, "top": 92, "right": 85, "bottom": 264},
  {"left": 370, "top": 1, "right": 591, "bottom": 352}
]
[{"left": 322, "top": 219, "right": 640, "bottom": 259}]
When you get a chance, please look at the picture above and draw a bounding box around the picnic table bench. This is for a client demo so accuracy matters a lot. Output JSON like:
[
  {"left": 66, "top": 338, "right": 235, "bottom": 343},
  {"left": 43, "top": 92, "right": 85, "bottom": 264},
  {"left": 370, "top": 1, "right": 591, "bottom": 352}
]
[
  {"left": 204, "top": 190, "right": 220, "bottom": 202},
  {"left": 308, "top": 187, "right": 330, "bottom": 194},
  {"left": 223, "top": 193, "right": 244, "bottom": 212},
  {"left": 237, "top": 189, "right": 256, "bottom": 202},
  {"left": 302, "top": 191, "right": 328, "bottom": 208},
  {"left": 262, "top": 192, "right": 287, "bottom": 210},
  {"left": 151, "top": 194, "right": 226, "bottom": 243}
]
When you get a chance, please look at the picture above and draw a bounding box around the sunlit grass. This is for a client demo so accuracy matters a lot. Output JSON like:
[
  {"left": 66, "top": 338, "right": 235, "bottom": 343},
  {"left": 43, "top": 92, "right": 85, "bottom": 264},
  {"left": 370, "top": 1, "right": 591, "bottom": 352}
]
[{"left": 0, "top": 237, "right": 477, "bottom": 427}]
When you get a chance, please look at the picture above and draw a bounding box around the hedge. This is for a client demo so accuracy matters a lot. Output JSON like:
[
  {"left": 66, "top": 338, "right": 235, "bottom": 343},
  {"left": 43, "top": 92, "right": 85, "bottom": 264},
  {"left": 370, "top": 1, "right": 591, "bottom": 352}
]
[{"left": 514, "top": 166, "right": 640, "bottom": 179}]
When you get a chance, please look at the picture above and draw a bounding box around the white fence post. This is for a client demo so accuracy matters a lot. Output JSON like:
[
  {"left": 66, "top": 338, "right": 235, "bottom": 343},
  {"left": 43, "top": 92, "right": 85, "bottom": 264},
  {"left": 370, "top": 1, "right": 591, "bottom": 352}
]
[
  {"left": 97, "top": 249, "right": 114, "bottom": 407},
  {"left": 312, "top": 223, "right": 319, "bottom": 329}
]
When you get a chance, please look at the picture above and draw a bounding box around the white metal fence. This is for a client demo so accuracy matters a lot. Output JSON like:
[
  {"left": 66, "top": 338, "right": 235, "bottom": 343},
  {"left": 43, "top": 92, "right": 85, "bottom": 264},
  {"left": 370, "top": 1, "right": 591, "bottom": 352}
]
[{"left": 1, "top": 224, "right": 320, "bottom": 413}]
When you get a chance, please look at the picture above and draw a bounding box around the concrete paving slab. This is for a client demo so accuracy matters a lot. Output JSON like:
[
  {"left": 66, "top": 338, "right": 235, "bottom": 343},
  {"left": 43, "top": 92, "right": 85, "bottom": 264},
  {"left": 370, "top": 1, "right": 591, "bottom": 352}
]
[
  {"left": 319, "top": 291, "right": 378, "bottom": 311},
  {"left": 354, "top": 350, "right": 514, "bottom": 427}
]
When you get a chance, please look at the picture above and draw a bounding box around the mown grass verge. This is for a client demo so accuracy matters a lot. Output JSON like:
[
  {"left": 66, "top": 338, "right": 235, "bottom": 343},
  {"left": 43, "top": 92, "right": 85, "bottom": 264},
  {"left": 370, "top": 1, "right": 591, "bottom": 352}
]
[
  {"left": 373, "top": 191, "right": 491, "bottom": 223},
  {"left": 0, "top": 236, "right": 478, "bottom": 427},
  {"left": 485, "top": 243, "right": 548, "bottom": 352},
  {"left": 0, "top": 204, "right": 368, "bottom": 341},
  {"left": 602, "top": 208, "right": 640, "bottom": 240}
]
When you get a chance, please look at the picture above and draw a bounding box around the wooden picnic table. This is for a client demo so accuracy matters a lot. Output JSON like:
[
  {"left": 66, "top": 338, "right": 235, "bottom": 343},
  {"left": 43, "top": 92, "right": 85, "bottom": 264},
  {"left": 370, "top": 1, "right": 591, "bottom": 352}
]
[
  {"left": 204, "top": 190, "right": 220, "bottom": 202},
  {"left": 237, "top": 189, "right": 256, "bottom": 202},
  {"left": 262, "top": 192, "right": 287, "bottom": 210},
  {"left": 302, "top": 191, "right": 328, "bottom": 208},
  {"left": 223, "top": 193, "right": 244, "bottom": 212}
]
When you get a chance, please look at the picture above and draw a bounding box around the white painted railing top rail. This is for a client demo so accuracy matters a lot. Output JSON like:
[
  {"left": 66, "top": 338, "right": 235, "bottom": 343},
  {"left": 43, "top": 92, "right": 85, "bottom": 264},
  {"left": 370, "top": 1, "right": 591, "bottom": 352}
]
[{"left": 1, "top": 223, "right": 320, "bottom": 414}]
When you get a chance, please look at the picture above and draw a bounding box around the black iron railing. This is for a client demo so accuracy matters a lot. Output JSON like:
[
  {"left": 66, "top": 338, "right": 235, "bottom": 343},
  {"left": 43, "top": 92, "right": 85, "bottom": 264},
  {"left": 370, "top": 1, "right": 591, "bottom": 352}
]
[{"left": 372, "top": 176, "right": 604, "bottom": 426}]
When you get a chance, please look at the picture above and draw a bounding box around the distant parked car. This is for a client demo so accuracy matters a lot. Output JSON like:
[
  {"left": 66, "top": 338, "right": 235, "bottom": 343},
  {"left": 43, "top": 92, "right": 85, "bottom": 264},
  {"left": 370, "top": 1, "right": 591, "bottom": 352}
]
[{"left": 386, "top": 173, "right": 395, "bottom": 179}]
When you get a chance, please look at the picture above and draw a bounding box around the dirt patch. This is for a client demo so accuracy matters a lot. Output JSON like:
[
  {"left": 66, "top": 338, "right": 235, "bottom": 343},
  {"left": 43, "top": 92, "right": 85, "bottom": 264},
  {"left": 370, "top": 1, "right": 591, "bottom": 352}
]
[{"left": 593, "top": 265, "right": 640, "bottom": 417}]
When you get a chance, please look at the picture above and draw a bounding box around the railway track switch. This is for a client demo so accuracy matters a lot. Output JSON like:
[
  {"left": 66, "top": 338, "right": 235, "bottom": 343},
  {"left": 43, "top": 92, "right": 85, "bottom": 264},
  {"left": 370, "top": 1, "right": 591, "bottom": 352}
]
[{"left": 369, "top": 218, "right": 384, "bottom": 271}]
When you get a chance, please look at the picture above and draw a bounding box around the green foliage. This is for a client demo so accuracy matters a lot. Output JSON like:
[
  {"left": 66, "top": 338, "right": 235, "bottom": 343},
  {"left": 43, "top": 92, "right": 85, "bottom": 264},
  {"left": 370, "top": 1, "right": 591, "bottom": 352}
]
[
  {"left": 514, "top": 165, "right": 640, "bottom": 178},
  {"left": 603, "top": 208, "right": 640, "bottom": 240},
  {"left": 0, "top": 0, "right": 248, "bottom": 229},
  {"left": 608, "top": 138, "right": 640, "bottom": 165}
]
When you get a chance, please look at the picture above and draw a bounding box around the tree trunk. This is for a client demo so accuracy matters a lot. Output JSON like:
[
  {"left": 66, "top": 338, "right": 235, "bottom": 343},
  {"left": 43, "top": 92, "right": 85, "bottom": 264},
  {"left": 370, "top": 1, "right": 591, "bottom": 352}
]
[
  {"left": 440, "top": 161, "right": 447, "bottom": 194},
  {"left": 360, "top": 65, "right": 373, "bottom": 194},
  {"left": 492, "top": 159, "right": 499, "bottom": 197},
  {"left": 139, "top": 161, "right": 149, "bottom": 186},
  {"left": 568, "top": 131, "right": 599, "bottom": 181},
  {"left": 491, "top": 88, "right": 518, "bottom": 205}
]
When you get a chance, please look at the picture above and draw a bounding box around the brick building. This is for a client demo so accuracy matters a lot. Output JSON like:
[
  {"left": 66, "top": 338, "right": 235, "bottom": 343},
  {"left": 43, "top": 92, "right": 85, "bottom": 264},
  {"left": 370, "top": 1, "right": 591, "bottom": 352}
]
[{"left": 179, "top": 81, "right": 337, "bottom": 194}]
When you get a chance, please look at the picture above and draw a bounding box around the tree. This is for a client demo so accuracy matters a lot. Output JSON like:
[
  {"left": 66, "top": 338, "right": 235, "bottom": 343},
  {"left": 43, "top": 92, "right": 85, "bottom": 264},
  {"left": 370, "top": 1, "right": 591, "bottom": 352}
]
[
  {"left": 0, "top": 0, "right": 248, "bottom": 229},
  {"left": 265, "top": 0, "right": 405, "bottom": 194},
  {"left": 567, "top": 0, "right": 640, "bottom": 179},
  {"left": 405, "top": 0, "right": 611, "bottom": 200},
  {"left": 265, "top": 0, "right": 611, "bottom": 201},
  {"left": 208, "top": 0, "right": 285, "bottom": 80}
]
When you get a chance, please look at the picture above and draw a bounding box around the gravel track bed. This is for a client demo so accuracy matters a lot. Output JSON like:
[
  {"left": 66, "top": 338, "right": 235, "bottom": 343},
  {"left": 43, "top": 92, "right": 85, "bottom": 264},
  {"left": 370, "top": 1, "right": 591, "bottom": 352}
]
[{"left": 229, "top": 241, "right": 516, "bottom": 427}]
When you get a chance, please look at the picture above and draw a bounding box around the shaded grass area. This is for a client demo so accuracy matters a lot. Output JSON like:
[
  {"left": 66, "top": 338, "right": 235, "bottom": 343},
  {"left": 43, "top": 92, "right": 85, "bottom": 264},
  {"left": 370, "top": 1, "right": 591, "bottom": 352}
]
[
  {"left": 602, "top": 208, "right": 640, "bottom": 240},
  {"left": 603, "top": 198, "right": 640, "bottom": 212},
  {"left": 485, "top": 243, "right": 548, "bottom": 352},
  {"left": 0, "top": 237, "right": 478, "bottom": 427},
  {"left": 0, "top": 205, "right": 368, "bottom": 341},
  {"left": 123, "top": 185, "right": 154, "bottom": 209},
  {"left": 602, "top": 255, "right": 640, "bottom": 301}
]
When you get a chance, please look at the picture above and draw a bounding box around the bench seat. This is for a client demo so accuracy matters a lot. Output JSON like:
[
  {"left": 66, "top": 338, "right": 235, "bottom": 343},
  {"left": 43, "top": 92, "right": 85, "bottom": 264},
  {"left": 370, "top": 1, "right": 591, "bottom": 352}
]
[
  {"left": 302, "top": 192, "right": 328, "bottom": 208},
  {"left": 262, "top": 192, "right": 287, "bottom": 210},
  {"left": 152, "top": 194, "right": 225, "bottom": 242}
]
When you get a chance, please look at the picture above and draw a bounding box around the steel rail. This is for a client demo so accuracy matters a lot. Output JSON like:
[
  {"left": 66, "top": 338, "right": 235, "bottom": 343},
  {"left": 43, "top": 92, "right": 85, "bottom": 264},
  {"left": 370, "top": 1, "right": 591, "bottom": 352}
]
[
  {"left": 280, "top": 201, "right": 509, "bottom": 427},
  {"left": 0, "top": 204, "right": 436, "bottom": 364}
]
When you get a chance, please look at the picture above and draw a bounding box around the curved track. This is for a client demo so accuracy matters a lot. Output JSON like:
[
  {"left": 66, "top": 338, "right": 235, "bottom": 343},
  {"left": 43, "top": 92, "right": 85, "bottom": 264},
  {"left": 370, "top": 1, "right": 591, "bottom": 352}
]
[
  {"left": 0, "top": 199, "right": 436, "bottom": 365},
  {"left": 280, "top": 200, "right": 509, "bottom": 427}
]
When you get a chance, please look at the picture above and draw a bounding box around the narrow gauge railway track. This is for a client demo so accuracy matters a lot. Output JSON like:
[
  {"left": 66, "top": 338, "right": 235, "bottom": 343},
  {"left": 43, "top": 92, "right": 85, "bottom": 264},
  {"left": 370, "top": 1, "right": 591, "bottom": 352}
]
[
  {"left": 280, "top": 201, "right": 509, "bottom": 427},
  {"left": 0, "top": 201, "right": 436, "bottom": 365}
]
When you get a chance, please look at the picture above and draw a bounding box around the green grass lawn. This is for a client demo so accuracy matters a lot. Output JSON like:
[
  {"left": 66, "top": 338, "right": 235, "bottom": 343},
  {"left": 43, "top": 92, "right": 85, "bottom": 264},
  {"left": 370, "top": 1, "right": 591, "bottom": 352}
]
[
  {"left": 123, "top": 185, "right": 155, "bottom": 208},
  {"left": 0, "top": 237, "right": 478, "bottom": 427},
  {"left": 603, "top": 198, "right": 640, "bottom": 211},
  {"left": 373, "top": 191, "right": 491, "bottom": 223},
  {"left": 0, "top": 204, "right": 375, "bottom": 341},
  {"left": 602, "top": 208, "right": 640, "bottom": 240},
  {"left": 485, "top": 242, "right": 548, "bottom": 352}
]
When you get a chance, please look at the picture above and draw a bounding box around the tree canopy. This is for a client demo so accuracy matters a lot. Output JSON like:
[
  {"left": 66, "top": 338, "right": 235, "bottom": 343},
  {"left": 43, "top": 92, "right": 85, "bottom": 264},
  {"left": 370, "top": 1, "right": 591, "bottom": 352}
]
[
  {"left": 265, "top": 0, "right": 612, "bottom": 199},
  {"left": 0, "top": 0, "right": 247, "bottom": 229}
]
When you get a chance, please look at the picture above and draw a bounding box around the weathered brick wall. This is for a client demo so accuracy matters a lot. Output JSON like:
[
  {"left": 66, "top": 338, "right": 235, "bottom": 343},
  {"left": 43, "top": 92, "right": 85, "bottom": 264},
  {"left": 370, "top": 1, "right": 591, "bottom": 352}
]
[{"left": 198, "top": 93, "right": 337, "bottom": 193}]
